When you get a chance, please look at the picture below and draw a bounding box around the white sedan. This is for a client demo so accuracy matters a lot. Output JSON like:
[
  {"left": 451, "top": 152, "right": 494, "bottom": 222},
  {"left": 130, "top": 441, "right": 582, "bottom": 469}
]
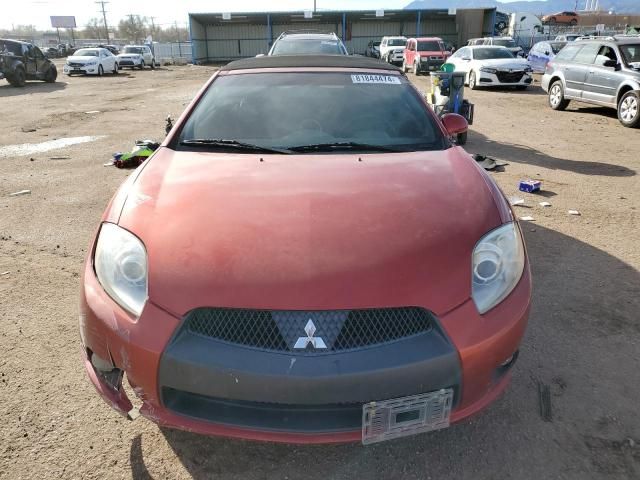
[
  {"left": 446, "top": 46, "right": 533, "bottom": 90},
  {"left": 63, "top": 48, "right": 118, "bottom": 76}
]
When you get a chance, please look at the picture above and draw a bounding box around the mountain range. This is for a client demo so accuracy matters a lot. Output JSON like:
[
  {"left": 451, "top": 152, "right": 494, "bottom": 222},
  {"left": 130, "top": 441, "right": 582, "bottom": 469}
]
[{"left": 405, "top": 1, "right": 640, "bottom": 15}]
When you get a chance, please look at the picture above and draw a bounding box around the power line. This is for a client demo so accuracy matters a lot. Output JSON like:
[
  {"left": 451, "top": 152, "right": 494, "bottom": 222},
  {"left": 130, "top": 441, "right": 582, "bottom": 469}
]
[{"left": 95, "top": 1, "right": 109, "bottom": 41}]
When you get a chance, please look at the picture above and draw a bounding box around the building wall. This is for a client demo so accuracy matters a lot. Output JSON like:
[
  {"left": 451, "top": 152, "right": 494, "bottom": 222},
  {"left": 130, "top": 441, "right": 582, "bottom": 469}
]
[{"left": 190, "top": 9, "right": 493, "bottom": 62}]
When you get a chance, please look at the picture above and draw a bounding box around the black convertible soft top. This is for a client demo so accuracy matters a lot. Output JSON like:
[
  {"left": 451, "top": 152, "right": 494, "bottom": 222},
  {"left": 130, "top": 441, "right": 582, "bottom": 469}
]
[{"left": 220, "top": 55, "right": 402, "bottom": 72}]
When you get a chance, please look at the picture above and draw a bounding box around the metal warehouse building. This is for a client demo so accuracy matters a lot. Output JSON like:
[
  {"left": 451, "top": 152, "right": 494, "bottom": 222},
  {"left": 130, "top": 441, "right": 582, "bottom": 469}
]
[{"left": 189, "top": 8, "right": 497, "bottom": 63}]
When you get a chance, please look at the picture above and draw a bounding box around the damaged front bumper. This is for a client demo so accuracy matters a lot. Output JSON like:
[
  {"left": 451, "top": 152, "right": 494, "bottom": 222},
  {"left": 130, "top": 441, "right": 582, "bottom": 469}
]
[{"left": 80, "top": 252, "right": 531, "bottom": 443}]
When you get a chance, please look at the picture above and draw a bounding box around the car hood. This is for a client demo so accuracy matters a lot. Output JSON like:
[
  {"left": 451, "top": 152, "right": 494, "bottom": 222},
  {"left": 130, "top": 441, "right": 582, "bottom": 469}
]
[
  {"left": 118, "top": 53, "right": 142, "bottom": 57},
  {"left": 474, "top": 58, "right": 529, "bottom": 69},
  {"left": 117, "top": 147, "right": 506, "bottom": 317},
  {"left": 68, "top": 55, "right": 98, "bottom": 62}
]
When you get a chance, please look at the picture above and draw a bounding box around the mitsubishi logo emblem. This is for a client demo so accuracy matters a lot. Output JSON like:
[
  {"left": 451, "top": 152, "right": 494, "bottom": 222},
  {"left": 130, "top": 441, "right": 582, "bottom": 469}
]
[{"left": 293, "top": 320, "right": 327, "bottom": 349}]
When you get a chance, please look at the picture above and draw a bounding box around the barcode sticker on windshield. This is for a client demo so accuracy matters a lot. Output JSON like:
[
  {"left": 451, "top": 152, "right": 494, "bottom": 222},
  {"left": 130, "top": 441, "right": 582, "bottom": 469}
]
[{"left": 351, "top": 74, "right": 401, "bottom": 85}]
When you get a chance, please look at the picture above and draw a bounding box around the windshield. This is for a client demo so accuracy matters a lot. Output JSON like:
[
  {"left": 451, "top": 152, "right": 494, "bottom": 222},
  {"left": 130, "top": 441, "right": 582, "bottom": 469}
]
[
  {"left": 74, "top": 49, "right": 100, "bottom": 57},
  {"left": 272, "top": 39, "right": 344, "bottom": 55},
  {"left": 177, "top": 72, "right": 444, "bottom": 152},
  {"left": 123, "top": 47, "right": 143, "bottom": 54},
  {"left": 372, "top": 42, "right": 380, "bottom": 47},
  {"left": 550, "top": 42, "right": 566, "bottom": 54},
  {"left": 473, "top": 48, "right": 515, "bottom": 60},
  {"left": 388, "top": 39, "right": 406, "bottom": 47},
  {"left": 493, "top": 39, "right": 517, "bottom": 48},
  {"left": 417, "top": 41, "right": 442, "bottom": 51},
  {"left": 620, "top": 44, "right": 640, "bottom": 66}
]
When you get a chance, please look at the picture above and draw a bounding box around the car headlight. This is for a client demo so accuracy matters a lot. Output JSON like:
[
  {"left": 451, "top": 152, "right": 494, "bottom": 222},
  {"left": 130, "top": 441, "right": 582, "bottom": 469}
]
[
  {"left": 86, "top": 61, "right": 97, "bottom": 66},
  {"left": 471, "top": 222, "right": 525, "bottom": 314},
  {"left": 480, "top": 67, "right": 497, "bottom": 73},
  {"left": 94, "top": 223, "right": 148, "bottom": 316}
]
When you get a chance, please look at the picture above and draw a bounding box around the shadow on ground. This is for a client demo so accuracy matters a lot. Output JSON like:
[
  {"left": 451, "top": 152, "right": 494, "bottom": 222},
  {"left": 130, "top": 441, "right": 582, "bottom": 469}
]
[
  {"left": 468, "top": 130, "right": 636, "bottom": 177},
  {"left": 128, "top": 223, "right": 640, "bottom": 479},
  {"left": 0, "top": 80, "right": 67, "bottom": 97}
]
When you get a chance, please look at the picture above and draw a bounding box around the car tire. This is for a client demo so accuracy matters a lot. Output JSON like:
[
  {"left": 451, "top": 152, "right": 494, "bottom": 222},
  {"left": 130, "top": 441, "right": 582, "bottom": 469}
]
[
  {"left": 617, "top": 91, "right": 640, "bottom": 128},
  {"left": 150, "top": 59, "right": 155, "bottom": 70},
  {"left": 570, "top": 19, "right": 578, "bottom": 26},
  {"left": 548, "top": 81, "right": 569, "bottom": 110},
  {"left": 468, "top": 71, "right": 477, "bottom": 90},
  {"left": 549, "top": 17, "right": 557, "bottom": 24},
  {"left": 139, "top": 60, "right": 145, "bottom": 70},
  {"left": 98, "top": 65, "right": 104, "bottom": 76},
  {"left": 113, "top": 63, "right": 119, "bottom": 74},
  {"left": 8, "top": 67, "right": 26, "bottom": 87},
  {"left": 45, "top": 66, "right": 57, "bottom": 83},
  {"left": 402, "top": 60, "right": 408, "bottom": 73},
  {"left": 414, "top": 61, "right": 420, "bottom": 76}
]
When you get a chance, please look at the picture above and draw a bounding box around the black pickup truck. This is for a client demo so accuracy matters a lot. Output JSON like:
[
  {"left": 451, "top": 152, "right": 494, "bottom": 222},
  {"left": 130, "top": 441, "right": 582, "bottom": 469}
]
[{"left": 0, "top": 39, "right": 57, "bottom": 87}]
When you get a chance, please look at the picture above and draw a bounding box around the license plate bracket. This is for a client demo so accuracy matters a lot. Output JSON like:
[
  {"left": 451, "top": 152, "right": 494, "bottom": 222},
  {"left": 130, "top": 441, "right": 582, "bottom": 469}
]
[{"left": 362, "top": 389, "right": 453, "bottom": 445}]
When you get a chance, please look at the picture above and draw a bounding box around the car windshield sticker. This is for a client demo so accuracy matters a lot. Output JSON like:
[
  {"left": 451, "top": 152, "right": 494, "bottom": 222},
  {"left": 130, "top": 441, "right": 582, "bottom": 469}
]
[{"left": 351, "top": 74, "right": 401, "bottom": 84}]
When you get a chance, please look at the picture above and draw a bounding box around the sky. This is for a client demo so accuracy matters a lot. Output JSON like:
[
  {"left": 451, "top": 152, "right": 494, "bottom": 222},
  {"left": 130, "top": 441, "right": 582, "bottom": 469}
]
[{"left": 0, "top": 0, "right": 421, "bottom": 30}]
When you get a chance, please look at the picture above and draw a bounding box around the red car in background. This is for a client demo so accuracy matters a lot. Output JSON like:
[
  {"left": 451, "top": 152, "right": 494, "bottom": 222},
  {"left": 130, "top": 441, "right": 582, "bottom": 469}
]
[
  {"left": 403, "top": 37, "right": 451, "bottom": 75},
  {"left": 80, "top": 55, "right": 531, "bottom": 445}
]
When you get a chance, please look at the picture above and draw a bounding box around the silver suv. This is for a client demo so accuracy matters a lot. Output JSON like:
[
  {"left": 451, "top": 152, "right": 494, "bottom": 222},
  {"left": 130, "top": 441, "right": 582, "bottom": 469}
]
[{"left": 541, "top": 36, "right": 640, "bottom": 127}]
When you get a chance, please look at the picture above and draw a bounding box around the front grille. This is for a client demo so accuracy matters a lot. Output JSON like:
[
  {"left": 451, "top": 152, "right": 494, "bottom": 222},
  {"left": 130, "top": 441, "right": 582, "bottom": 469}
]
[
  {"left": 496, "top": 71, "right": 524, "bottom": 83},
  {"left": 184, "top": 307, "right": 433, "bottom": 354},
  {"left": 68, "top": 62, "right": 84, "bottom": 67}
]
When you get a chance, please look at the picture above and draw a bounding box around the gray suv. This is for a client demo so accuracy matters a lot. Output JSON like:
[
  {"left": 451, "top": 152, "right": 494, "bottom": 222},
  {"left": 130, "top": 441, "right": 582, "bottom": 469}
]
[{"left": 541, "top": 36, "right": 640, "bottom": 127}]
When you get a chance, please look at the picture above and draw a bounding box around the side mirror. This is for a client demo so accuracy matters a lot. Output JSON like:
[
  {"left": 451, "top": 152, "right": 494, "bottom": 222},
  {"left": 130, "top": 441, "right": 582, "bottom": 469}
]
[
  {"left": 461, "top": 56, "right": 471, "bottom": 61},
  {"left": 603, "top": 59, "right": 618, "bottom": 68},
  {"left": 545, "top": 51, "right": 550, "bottom": 56},
  {"left": 441, "top": 113, "right": 468, "bottom": 136}
]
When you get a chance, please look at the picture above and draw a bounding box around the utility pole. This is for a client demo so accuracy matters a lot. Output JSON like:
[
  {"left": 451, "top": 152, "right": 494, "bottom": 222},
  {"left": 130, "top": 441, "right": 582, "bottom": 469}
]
[
  {"left": 314, "top": 0, "right": 317, "bottom": 13},
  {"left": 96, "top": 1, "right": 109, "bottom": 41}
]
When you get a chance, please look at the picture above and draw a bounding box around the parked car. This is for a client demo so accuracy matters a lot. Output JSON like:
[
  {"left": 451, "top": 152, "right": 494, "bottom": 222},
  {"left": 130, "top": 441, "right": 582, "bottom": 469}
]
[
  {"left": 100, "top": 44, "right": 120, "bottom": 56},
  {"left": 79, "top": 54, "right": 531, "bottom": 444},
  {"left": 0, "top": 39, "right": 57, "bottom": 87},
  {"left": 117, "top": 45, "right": 155, "bottom": 69},
  {"left": 542, "top": 11, "right": 579, "bottom": 25},
  {"left": 45, "top": 47, "right": 60, "bottom": 58},
  {"left": 447, "top": 46, "right": 533, "bottom": 90},
  {"left": 471, "top": 37, "right": 523, "bottom": 57},
  {"left": 403, "top": 37, "right": 450, "bottom": 75},
  {"left": 268, "top": 32, "right": 348, "bottom": 56},
  {"left": 555, "top": 34, "right": 581, "bottom": 42},
  {"left": 365, "top": 40, "right": 381, "bottom": 58},
  {"left": 63, "top": 47, "right": 119, "bottom": 76},
  {"left": 380, "top": 36, "right": 407, "bottom": 65},
  {"left": 542, "top": 37, "right": 640, "bottom": 127},
  {"left": 494, "top": 11, "right": 510, "bottom": 35},
  {"left": 527, "top": 41, "right": 567, "bottom": 73}
]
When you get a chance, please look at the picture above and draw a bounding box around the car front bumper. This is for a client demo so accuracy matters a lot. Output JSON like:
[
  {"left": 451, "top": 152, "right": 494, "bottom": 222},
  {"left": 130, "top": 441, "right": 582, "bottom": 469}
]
[
  {"left": 540, "top": 73, "right": 553, "bottom": 92},
  {"left": 478, "top": 71, "right": 533, "bottom": 87},
  {"left": 388, "top": 52, "right": 404, "bottom": 64},
  {"left": 80, "top": 255, "right": 531, "bottom": 443},
  {"left": 118, "top": 59, "right": 142, "bottom": 67},
  {"left": 416, "top": 57, "right": 446, "bottom": 72},
  {"left": 64, "top": 65, "right": 99, "bottom": 75}
]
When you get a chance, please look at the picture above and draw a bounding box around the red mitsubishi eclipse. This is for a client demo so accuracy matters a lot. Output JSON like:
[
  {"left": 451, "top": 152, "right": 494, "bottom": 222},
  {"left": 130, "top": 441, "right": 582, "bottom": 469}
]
[{"left": 80, "top": 55, "right": 531, "bottom": 445}]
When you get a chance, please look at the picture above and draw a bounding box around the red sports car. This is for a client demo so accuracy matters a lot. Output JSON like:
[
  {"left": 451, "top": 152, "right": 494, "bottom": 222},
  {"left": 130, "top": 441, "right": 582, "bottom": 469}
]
[{"left": 80, "top": 55, "right": 531, "bottom": 444}]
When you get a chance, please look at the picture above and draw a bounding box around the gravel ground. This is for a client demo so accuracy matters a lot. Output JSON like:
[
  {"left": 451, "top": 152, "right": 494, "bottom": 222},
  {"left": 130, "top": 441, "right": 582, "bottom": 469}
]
[{"left": 0, "top": 60, "right": 639, "bottom": 480}]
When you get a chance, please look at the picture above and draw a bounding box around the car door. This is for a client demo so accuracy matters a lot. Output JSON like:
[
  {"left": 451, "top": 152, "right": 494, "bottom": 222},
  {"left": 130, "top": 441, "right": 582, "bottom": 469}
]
[
  {"left": 452, "top": 47, "right": 472, "bottom": 74},
  {"left": 22, "top": 44, "right": 37, "bottom": 77},
  {"left": 405, "top": 40, "right": 415, "bottom": 65},
  {"left": 33, "top": 46, "right": 49, "bottom": 76},
  {"left": 538, "top": 43, "right": 551, "bottom": 72},
  {"left": 563, "top": 43, "right": 599, "bottom": 98},
  {"left": 583, "top": 45, "right": 623, "bottom": 106}
]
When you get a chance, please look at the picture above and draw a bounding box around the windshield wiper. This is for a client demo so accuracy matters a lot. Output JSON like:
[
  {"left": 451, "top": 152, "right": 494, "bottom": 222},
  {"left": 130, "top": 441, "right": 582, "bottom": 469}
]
[
  {"left": 180, "top": 139, "right": 292, "bottom": 154},
  {"left": 287, "top": 142, "right": 406, "bottom": 153}
]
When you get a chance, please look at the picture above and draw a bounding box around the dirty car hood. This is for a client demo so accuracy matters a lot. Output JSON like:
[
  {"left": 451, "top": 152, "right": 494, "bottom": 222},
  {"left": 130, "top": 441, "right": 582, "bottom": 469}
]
[{"left": 117, "top": 147, "right": 504, "bottom": 317}]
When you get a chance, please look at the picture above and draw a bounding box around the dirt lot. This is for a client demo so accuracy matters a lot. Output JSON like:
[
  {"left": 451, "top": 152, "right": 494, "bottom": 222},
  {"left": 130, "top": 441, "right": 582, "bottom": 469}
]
[{"left": 0, "top": 59, "right": 639, "bottom": 480}]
